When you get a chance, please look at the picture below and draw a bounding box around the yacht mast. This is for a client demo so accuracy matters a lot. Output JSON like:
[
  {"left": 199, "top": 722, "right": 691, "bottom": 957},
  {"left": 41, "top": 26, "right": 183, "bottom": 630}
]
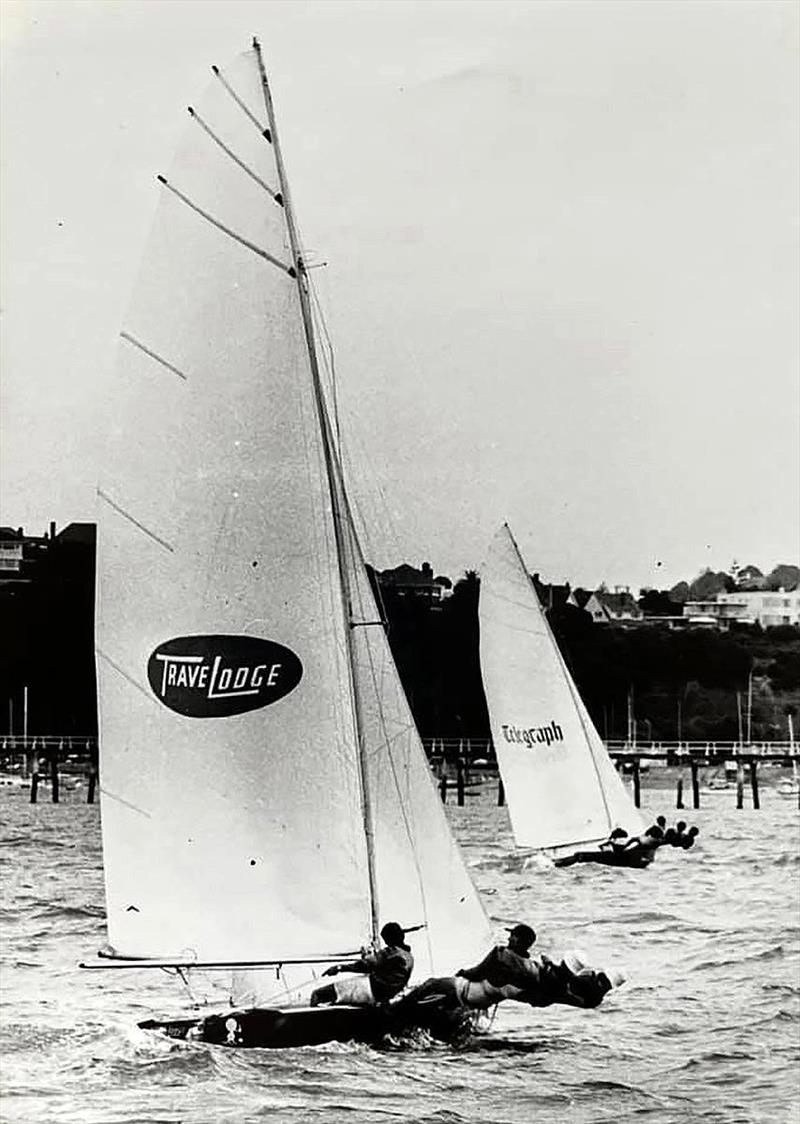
[{"left": 252, "top": 38, "right": 380, "bottom": 944}]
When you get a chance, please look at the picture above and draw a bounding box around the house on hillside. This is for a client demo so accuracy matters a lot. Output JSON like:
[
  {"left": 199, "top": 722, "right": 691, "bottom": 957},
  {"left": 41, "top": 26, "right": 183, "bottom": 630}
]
[
  {"left": 377, "top": 561, "right": 452, "bottom": 603},
  {"left": 683, "top": 590, "right": 800, "bottom": 629},
  {"left": 0, "top": 523, "right": 57, "bottom": 588},
  {"left": 584, "top": 586, "right": 643, "bottom": 624}
]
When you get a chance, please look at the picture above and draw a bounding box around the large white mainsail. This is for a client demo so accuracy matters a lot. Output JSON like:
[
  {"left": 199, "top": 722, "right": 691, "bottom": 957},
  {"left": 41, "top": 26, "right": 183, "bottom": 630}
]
[
  {"left": 479, "top": 525, "right": 644, "bottom": 852},
  {"left": 94, "top": 45, "right": 488, "bottom": 996}
]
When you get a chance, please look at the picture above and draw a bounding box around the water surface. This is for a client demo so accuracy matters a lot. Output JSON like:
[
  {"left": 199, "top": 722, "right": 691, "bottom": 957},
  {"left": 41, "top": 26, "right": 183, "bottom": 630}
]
[{"left": 1, "top": 776, "right": 798, "bottom": 1123}]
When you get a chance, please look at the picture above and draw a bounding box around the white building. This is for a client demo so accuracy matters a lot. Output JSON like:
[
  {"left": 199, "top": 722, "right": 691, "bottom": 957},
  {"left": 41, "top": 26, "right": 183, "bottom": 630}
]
[{"left": 684, "top": 590, "right": 800, "bottom": 629}]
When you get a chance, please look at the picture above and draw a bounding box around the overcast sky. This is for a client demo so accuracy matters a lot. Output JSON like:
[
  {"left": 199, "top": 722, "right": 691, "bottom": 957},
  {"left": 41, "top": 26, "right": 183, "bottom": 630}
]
[{"left": 1, "top": 0, "right": 798, "bottom": 590}]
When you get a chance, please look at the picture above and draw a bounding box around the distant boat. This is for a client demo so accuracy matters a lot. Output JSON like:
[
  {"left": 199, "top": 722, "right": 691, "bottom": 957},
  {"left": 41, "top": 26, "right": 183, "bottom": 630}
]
[
  {"left": 706, "top": 773, "right": 730, "bottom": 791},
  {"left": 81, "top": 41, "right": 491, "bottom": 1048},
  {"left": 478, "top": 525, "right": 646, "bottom": 863}
]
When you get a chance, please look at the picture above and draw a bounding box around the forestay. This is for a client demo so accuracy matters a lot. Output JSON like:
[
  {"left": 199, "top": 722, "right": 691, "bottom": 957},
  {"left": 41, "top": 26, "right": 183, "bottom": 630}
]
[{"left": 479, "top": 525, "right": 644, "bottom": 852}]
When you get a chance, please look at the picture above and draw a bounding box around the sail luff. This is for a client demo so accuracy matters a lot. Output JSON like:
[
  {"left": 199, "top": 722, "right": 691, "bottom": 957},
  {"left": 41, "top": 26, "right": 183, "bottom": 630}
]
[{"left": 252, "top": 39, "right": 380, "bottom": 944}]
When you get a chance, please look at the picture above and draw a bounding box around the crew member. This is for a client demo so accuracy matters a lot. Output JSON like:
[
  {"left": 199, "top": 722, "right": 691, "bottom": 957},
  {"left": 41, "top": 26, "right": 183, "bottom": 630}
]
[
  {"left": 398, "top": 923, "right": 542, "bottom": 1013},
  {"left": 598, "top": 828, "right": 631, "bottom": 853},
  {"left": 310, "top": 922, "right": 414, "bottom": 1008},
  {"left": 395, "top": 924, "right": 619, "bottom": 1018}
]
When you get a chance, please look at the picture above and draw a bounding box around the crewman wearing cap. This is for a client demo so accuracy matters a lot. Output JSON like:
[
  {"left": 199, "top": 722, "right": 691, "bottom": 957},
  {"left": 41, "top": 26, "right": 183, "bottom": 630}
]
[
  {"left": 309, "top": 922, "right": 414, "bottom": 1008},
  {"left": 454, "top": 922, "right": 541, "bottom": 1003}
]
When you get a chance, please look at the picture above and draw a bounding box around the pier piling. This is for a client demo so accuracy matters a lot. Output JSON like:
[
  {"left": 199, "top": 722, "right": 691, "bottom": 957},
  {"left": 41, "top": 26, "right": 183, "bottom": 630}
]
[
  {"left": 456, "top": 759, "right": 465, "bottom": 806},
  {"left": 676, "top": 774, "right": 684, "bottom": 810},
  {"left": 50, "top": 745, "right": 60, "bottom": 803},
  {"left": 497, "top": 777, "right": 505, "bottom": 806},
  {"left": 29, "top": 741, "right": 40, "bottom": 804},
  {"left": 690, "top": 759, "right": 700, "bottom": 809},
  {"left": 439, "top": 774, "right": 448, "bottom": 803},
  {"left": 749, "top": 759, "right": 760, "bottom": 810},
  {"left": 632, "top": 758, "right": 641, "bottom": 808},
  {"left": 736, "top": 762, "right": 745, "bottom": 810}
]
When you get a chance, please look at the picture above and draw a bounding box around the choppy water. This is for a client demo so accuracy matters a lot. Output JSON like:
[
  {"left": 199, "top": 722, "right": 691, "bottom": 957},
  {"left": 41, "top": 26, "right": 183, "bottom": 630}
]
[{"left": 1, "top": 774, "right": 799, "bottom": 1124}]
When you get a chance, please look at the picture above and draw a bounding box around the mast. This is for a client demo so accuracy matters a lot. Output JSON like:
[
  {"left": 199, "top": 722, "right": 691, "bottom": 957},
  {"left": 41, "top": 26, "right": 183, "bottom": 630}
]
[{"left": 252, "top": 39, "right": 380, "bottom": 944}]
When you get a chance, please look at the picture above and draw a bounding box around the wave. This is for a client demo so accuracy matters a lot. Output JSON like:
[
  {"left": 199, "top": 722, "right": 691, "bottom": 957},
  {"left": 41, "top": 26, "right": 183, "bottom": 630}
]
[
  {"left": 30, "top": 903, "right": 105, "bottom": 921},
  {"left": 691, "top": 944, "right": 787, "bottom": 971},
  {"left": 679, "top": 1050, "right": 757, "bottom": 1070}
]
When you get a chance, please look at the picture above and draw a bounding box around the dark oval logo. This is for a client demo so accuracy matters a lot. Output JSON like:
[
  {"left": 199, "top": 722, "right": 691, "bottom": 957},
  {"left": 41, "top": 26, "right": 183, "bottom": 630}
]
[{"left": 147, "top": 635, "right": 303, "bottom": 718}]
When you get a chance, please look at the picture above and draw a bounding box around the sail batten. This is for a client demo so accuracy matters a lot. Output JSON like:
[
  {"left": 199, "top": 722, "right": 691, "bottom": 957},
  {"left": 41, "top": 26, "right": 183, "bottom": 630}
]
[{"left": 479, "top": 525, "right": 644, "bottom": 852}]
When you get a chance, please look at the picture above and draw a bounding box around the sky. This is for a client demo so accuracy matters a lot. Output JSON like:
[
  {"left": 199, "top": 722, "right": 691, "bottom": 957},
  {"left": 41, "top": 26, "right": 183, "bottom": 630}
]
[{"left": 1, "top": 0, "right": 798, "bottom": 591}]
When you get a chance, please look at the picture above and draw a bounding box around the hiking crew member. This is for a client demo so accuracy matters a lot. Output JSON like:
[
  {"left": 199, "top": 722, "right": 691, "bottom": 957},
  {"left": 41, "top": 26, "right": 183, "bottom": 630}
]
[
  {"left": 396, "top": 923, "right": 619, "bottom": 1017},
  {"left": 398, "top": 923, "right": 541, "bottom": 1012},
  {"left": 454, "top": 923, "right": 540, "bottom": 1005},
  {"left": 310, "top": 922, "right": 414, "bottom": 1008},
  {"left": 598, "top": 828, "right": 631, "bottom": 853}
]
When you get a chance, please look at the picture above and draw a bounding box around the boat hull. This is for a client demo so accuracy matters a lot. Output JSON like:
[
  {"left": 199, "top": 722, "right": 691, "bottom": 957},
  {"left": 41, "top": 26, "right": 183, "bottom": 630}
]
[
  {"left": 140, "top": 1005, "right": 391, "bottom": 1048},
  {"left": 553, "top": 848, "right": 654, "bottom": 869},
  {"left": 139, "top": 999, "right": 475, "bottom": 1048}
]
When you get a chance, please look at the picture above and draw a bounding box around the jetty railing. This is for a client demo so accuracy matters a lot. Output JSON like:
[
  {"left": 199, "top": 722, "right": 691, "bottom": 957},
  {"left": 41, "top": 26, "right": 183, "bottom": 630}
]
[
  {"left": 1, "top": 735, "right": 797, "bottom": 808},
  {"left": 421, "top": 737, "right": 798, "bottom": 811},
  {"left": 0, "top": 735, "right": 98, "bottom": 804}
]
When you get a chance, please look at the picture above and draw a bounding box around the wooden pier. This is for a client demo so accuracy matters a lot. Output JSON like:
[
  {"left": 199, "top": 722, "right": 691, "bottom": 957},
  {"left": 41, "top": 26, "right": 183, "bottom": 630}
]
[
  {"left": 0, "top": 735, "right": 797, "bottom": 809},
  {"left": 424, "top": 737, "right": 799, "bottom": 810},
  {"left": 0, "top": 735, "right": 98, "bottom": 803}
]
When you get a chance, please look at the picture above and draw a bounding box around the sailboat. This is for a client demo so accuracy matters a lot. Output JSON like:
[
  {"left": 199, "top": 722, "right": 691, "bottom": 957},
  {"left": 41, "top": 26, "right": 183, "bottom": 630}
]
[
  {"left": 478, "top": 525, "right": 647, "bottom": 864},
  {"left": 80, "top": 41, "right": 492, "bottom": 1048}
]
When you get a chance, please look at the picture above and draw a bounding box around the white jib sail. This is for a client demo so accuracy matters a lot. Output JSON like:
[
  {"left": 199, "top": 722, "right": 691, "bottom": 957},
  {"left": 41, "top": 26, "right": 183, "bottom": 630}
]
[
  {"left": 96, "top": 50, "right": 373, "bottom": 963},
  {"left": 479, "top": 525, "right": 644, "bottom": 851},
  {"left": 339, "top": 495, "right": 493, "bottom": 980}
]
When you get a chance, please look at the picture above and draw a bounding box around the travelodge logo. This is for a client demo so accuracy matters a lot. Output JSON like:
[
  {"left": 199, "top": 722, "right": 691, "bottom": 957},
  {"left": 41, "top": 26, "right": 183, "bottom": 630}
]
[{"left": 147, "top": 635, "right": 303, "bottom": 718}]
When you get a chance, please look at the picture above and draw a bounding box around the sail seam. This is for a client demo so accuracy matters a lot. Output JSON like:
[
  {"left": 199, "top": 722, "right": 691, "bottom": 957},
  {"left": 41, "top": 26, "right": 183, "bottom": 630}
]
[
  {"left": 156, "top": 176, "right": 293, "bottom": 275},
  {"left": 120, "top": 331, "right": 189, "bottom": 381},
  {"left": 97, "top": 648, "right": 160, "bottom": 706},
  {"left": 187, "top": 107, "right": 282, "bottom": 203},
  {"left": 97, "top": 488, "right": 175, "bottom": 553},
  {"left": 96, "top": 784, "right": 152, "bottom": 818}
]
